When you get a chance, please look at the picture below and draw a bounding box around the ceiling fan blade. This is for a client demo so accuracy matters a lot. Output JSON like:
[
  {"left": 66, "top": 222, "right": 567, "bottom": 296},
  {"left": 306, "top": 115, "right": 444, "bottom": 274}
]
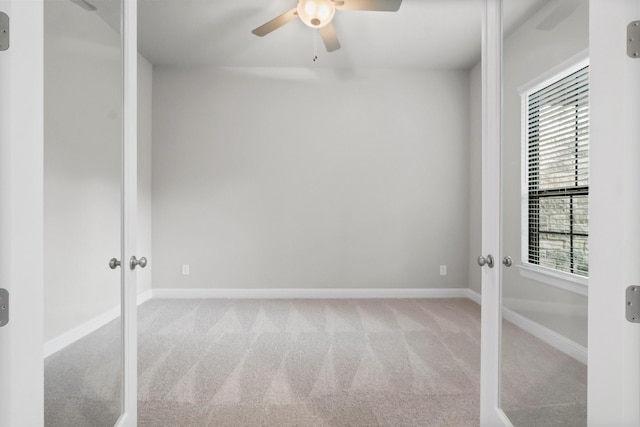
[
  {"left": 252, "top": 8, "right": 298, "bottom": 37},
  {"left": 69, "top": 0, "right": 97, "bottom": 11},
  {"left": 319, "top": 22, "right": 341, "bottom": 52},
  {"left": 334, "top": 0, "right": 402, "bottom": 12}
]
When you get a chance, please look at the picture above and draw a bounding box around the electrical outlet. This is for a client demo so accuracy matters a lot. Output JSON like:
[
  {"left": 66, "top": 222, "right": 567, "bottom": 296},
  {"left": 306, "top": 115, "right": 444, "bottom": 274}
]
[
  {"left": 440, "top": 265, "right": 447, "bottom": 276},
  {"left": 182, "top": 264, "right": 190, "bottom": 276}
]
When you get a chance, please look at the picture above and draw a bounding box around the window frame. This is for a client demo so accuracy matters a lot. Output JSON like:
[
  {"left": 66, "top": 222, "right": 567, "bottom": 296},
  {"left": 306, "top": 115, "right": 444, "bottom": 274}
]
[{"left": 518, "top": 50, "right": 589, "bottom": 295}]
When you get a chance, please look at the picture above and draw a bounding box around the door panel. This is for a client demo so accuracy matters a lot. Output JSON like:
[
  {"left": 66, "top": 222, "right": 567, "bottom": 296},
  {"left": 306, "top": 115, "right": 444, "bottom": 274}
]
[
  {"left": 43, "top": 0, "right": 125, "bottom": 425},
  {"left": 499, "top": 0, "right": 589, "bottom": 425}
]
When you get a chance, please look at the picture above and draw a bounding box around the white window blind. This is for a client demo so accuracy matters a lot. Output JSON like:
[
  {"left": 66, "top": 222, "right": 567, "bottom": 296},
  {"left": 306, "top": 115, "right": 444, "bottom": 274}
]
[{"left": 526, "top": 65, "right": 589, "bottom": 277}]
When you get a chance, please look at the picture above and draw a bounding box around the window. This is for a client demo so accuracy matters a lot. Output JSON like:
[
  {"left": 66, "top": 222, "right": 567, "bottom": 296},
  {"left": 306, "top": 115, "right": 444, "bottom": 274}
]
[{"left": 523, "top": 62, "right": 589, "bottom": 278}]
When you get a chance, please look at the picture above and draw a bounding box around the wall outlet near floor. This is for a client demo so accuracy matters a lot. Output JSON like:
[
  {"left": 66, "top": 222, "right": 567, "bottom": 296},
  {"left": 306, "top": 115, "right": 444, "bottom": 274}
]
[
  {"left": 440, "top": 265, "right": 447, "bottom": 276},
  {"left": 181, "top": 264, "right": 190, "bottom": 276}
]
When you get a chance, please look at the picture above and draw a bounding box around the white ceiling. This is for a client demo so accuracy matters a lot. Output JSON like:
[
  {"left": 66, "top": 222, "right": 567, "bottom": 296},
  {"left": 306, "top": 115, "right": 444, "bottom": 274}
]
[{"left": 96, "top": 0, "right": 554, "bottom": 69}]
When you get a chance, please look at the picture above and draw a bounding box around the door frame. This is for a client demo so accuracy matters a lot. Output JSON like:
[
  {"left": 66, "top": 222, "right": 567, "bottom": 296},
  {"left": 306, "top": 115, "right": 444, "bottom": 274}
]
[
  {"left": 0, "top": 1, "right": 44, "bottom": 426},
  {"left": 2, "top": 0, "right": 639, "bottom": 425},
  {"left": 588, "top": 0, "right": 640, "bottom": 424}
]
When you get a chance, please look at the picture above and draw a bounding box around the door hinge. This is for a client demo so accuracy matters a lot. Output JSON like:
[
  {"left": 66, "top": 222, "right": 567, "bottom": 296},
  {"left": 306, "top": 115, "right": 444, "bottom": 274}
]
[
  {"left": 0, "top": 289, "right": 8, "bottom": 327},
  {"left": 629, "top": 21, "right": 640, "bottom": 58},
  {"left": 626, "top": 286, "right": 640, "bottom": 323},
  {"left": 0, "top": 12, "right": 8, "bottom": 52}
]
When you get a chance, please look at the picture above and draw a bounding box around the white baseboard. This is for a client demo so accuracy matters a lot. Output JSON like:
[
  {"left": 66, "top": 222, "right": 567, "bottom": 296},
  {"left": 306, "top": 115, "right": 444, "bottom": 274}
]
[
  {"left": 467, "top": 288, "right": 482, "bottom": 304},
  {"left": 151, "top": 287, "right": 469, "bottom": 300},
  {"left": 138, "top": 289, "right": 154, "bottom": 304},
  {"left": 44, "top": 290, "right": 153, "bottom": 358},
  {"left": 503, "top": 305, "right": 588, "bottom": 365},
  {"left": 467, "top": 290, "right": 587, "bottom": 365}
]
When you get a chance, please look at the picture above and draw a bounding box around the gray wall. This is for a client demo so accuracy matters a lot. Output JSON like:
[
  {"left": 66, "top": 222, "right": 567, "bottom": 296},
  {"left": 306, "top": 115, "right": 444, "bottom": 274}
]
[
  {"left": 468, "top": 62, "right": 482, "bottom": 296},
  {"left": 138, "top": 57, "right": 153, "bottom": 296},
  {"left": 468, "top": 0, "right": 589, "bottom": 346},
  {"left": 151, "top": 67, "right": 471, "bottom": 290},
  {"left": 44, "top": 0, "right": 153, "bottom": 341}
]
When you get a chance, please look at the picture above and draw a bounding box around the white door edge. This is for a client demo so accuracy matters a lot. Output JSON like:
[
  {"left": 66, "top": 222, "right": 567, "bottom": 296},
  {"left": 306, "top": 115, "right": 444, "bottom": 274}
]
[
  {"left": 120, "top": 0, "right": 138, "bottom": 425},
  {"left": 480, "top": 0, "right": 505, "bottom": 425}
]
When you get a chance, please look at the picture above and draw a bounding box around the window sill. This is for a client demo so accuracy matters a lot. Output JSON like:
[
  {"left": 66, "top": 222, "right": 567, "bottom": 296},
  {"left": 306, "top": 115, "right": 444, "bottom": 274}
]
[{"left": 517, "top": 263, "right": 588, "bottom": 296}]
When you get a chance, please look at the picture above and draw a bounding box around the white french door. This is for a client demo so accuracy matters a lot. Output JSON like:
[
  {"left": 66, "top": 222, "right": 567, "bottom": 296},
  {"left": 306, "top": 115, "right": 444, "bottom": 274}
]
[
  {"left": 479, "top": 0, "right": 640, "bottom": 426},
  {"left": 0, "top": 0, "right": 139, "bottom": 426}
]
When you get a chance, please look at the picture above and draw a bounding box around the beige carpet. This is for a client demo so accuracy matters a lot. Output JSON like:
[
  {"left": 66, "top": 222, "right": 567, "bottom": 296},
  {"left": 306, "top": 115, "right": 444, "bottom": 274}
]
[
  {"left": 44, "top": 298, "right": 586, "bottom": 426},
  {"left": 502, "top": 320, "right": 587, "bottom": 426},
  {"left": 137, "top": 298, "right": 481, "bottom": 426}
]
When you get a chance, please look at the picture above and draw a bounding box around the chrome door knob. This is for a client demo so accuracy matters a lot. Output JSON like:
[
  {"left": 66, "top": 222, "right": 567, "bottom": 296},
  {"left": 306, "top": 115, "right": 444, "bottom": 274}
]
[
  {"left": 502, "top": 256, "right": 513, "bottom": 267},
  {"left": 477, "top": 255, "right": 495, "bottom": 268},
  {"left": 130, "top": 256, "right": 148, "bottom": 270},
  {"left": 109, "top": 258, "right": 121, "bottom": 269}
]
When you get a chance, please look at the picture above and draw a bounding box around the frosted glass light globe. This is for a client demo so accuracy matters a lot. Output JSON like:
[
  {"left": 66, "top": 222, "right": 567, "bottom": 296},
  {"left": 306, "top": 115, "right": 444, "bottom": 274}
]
[{"left": 297, "top": 0, "right": 336, "bottom": 28}]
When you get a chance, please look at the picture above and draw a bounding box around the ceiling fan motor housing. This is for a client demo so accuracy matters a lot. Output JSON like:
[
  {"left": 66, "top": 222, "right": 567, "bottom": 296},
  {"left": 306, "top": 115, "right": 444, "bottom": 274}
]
[{"left": 297, "top": 0, "right": 336, "bottom": 28}]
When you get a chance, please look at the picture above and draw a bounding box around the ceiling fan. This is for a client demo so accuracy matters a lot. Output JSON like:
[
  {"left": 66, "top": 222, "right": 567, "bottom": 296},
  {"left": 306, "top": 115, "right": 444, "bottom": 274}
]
[{"left": 252, "top": 0, "right": 402, "bottom": 53}]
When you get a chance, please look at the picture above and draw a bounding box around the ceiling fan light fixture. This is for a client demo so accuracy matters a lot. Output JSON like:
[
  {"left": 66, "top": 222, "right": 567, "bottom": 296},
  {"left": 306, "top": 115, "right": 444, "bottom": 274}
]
[{"left": 297, "top": 0, "right": 336, "bottom": 29}]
